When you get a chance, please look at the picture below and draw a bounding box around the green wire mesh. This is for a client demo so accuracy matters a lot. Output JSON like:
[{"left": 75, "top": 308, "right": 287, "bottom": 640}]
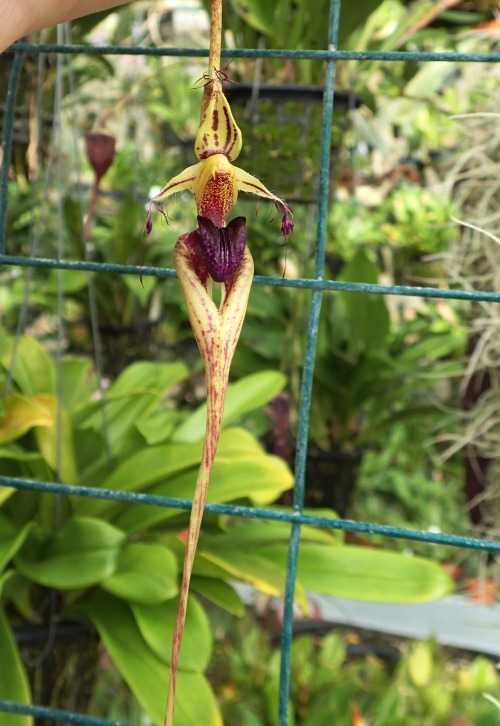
[{"left": 1, "top": 1, "right": 500, "bottom": 724}]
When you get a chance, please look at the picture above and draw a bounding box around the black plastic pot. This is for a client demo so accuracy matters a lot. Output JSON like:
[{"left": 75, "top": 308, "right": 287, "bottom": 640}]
[{"left": 305, "top": 448, "right": 363, "bottom": 517}]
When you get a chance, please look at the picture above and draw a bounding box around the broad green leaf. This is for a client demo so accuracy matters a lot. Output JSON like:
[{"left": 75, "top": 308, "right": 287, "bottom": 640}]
[
  {"left": 61, "top": 358, "right": 96, "bottom": 414},
  {"left": 0, "top": 336, "right": 55, "bottom": 396},
  {"left": 191, "top": 576, "right": 244, "bottom": 616},
  {"left": 0, "top": 394, "right": 52, "bottom": 444},
  {"left": 44, "top": 268, "right": 88, "bottom": 294},
  {"left": 337, "top": 249, "right": 390, "bottom": 356},
  {"left": 33, "top": 395, "right": 77, "bottom": 484},
  {"left": 135, "top": 408, "right": 179, "bottom": 445},
  {"left": 15, "top": 517, "right": 126, "bottom": 589},
  {"left": 75, "top": 361, "right": 188, "bottom": 455},
  {"left": 0, "top": 606, "right": 33, "bottom": 726},
  {"left": 0, "top": 572, "right": 33, "bottom": 619},
  {"left": 79, "top": 427, "right": 282, "bottom": 521},
  {"left": 114, "top": 453, "right": 293, "bottom": 533},
  {"left": 101, "top": 543, "right": 178, "bottom": 604},
  {"left": 202, "top": 517, "right": 337, "bottom": 549},
  {"left": 195, "top": 548, "right": 308, "bottom": 613},
  {"left": 0, "top": 445, "right": 43, "bottom": 463},
  {"left": 75, "top": 439, "right": 202, "bottom": 517},
  {"left": 81, "top": 593, "right": 222, "bottom": 726},
  {"left": 0, "top": 517, "right": 33, "bottom": 573},
  {"left": 258, "top": 544, "right": 454, "bottom": 603},
  {"left": 0, "top": 446, "right": 43, "bottom": 506},
  {"left": 173, "top": 371, "right": 287, "bottom": 443},
  {"left": 131, "top": 595, "right": 212, "bottom": 670},
  {"left": 228, "top": 0, "right": 274, "bottom": 35}
]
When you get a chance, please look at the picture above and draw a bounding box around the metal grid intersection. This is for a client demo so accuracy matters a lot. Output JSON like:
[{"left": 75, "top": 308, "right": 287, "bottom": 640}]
[{"left": 1, "top": 1, "right": 500, "bottom": 724}]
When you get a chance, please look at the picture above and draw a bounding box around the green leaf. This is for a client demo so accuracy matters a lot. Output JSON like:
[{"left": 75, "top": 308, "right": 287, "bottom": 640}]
[
  {"left": 75, "top": 439, "right": 202, "bottom": 517},
  {"left": 101, "top": 542, "right": 178, "bottom": 604},
  {"left": 173, "top": 371, "right": 287, "bottom": 443},
  {"left": 75, "top": 361, "right": 188, "bottom": 455},
  {"left": 195, "top": 547, "right": 308, "bottom": 613},
  {"left": 229, "top": 0, "right": 274, "bottom": 35},
  {"left": 33, "top": 395, "right": 77, "bottom": 483},
  {"left": 337, "top": 249, "right": 390, "bottom": 356},
  {"left": 0, "top": 394, "right": 53, "bottom": 445},
  {"left": 136, "top": 408, "right": 179, "bottom": 445},
  {"left": 191, "top": 576, "right": 244, "bottom": 616},
  {"left": 114, "top": 451, "right": 293, "bottom": 533},
  {"left": 81, "top": 593, "right": 222, "bottom": 726},
  {"left": 0, "top": 606, "right": 33, "bottom": 726},
  {"left": 61, "top": 358, "right": 96, "bottom": 414},
  {"left": 0, "top": 573, "right": 33, "bottom": 619},
  {"left": 0, "top": 445, "right": 43, "bottom": 463},
  {"left": 15, "top": 517, "right": 126, "bottom": 589},
  {"left": 131, "top": 595, "right": 212, "bottom": 670},
  {"left": 0, "top": 336, "right": 55, "bottom": 396},
  {"left": 0, "top": 517, "right": 33, "bottom": 573},
  {"left": 258, "top": 544, "right": 455, "bottom": 603}
]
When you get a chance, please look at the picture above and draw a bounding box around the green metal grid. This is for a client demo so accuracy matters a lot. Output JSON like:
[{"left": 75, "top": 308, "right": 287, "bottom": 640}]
[{"left": 1, "top": 1, "right": 500, "bottom": 723}]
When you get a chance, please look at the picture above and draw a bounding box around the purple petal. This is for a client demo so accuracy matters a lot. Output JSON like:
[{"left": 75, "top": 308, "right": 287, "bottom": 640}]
[
  {"left": 275, "top": 200, "right": 294, "bottom": 240},
  {"left": 196, "top": 215, "right": 247, "bottom": 282}
]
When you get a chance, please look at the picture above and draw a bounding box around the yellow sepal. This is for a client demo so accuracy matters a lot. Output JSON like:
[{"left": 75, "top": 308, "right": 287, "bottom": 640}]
[{"left": 195, "top": 82, "right": 242, "bottom": 162}]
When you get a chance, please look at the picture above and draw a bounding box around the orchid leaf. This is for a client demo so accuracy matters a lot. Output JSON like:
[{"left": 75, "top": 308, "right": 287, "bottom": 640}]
[
  {"left": 191, "top": 576, "right": 245, "bottom": 616},
  {"left": 196, "top": 546, "right": 309, "bottom": 613},
  {"left": 75, "top": 439, "right": 202, "bottom": 517},
  {"left": 257, "top": 544, "right": 454, "bottom": 603},
  {"left": 0, "top": 336, "right": 55, "bottom": 396},
  {"left": 0, "top": 394, "right": 53, "bottom": 445},
  {"left": 74, "top": 361, "right": 188, "bottom": 455},
  {"left": 14, "top": 517, "right": 125, "bottom": 589},
  {"left": 0, "top": 606, "right": 32, "bottom": 726},
  {"left": 101, "top": 542, "right": 178, "bottom": 604},
  {"left": 33, "top": 395, "right": 77, "bottom": 484},
  {"left": 114, "top": 453, "right": 293, "bottom": 533},
  {"left": 0, "top": 573, "right": 33, "bottom": 620},
  {"left": 173, "top": 371, "right": 287, "bottom": 443},
  {"left": 61, "top": 358, "right": 96, "bottom": 414},
  {"left": 80, "top": 593, "right": 222, "bottom": 726},
  {"left": 0, "top": 517, "right": 33, "bottom": 573},
  {"left": 0, "top": 445, "right": 43, "bottom": 463},
  {"left": 131, "top": 595, "right": 212, "bottom": 670}
]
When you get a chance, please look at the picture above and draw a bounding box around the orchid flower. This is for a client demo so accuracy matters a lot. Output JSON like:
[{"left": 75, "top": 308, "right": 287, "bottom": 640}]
[{"left": 149, "top": 3, "right": 293, "bottom": 724}]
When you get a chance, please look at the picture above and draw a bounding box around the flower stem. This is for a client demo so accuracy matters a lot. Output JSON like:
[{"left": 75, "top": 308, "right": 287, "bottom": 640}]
[
  {"left": 165, "top": 240, "right": 254, "bottom": 726},
  {"left": 208, "top": 0, "right": 222, "bottom": 74},
  {"left": 202, "top": 0, "right": 223, "bottom": 116}
]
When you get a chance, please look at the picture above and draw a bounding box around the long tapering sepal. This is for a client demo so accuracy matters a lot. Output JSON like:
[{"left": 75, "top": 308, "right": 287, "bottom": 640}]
[{"left": 164, "top": 236, "right": 254, "bottom": 726}]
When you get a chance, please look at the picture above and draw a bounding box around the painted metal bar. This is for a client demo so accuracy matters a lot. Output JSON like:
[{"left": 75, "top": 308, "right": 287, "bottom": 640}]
[
  {"left": 0, "top": 475, "right": 499, "bottom": 552},
  {"left": 8, "top": 43, "right": 500, "bottom": 63},
  {"left": 1, "top": 255, "right": 499, "bottom": 302},
  {"left": 0, "top": 701, "right": 131, "bottom": 726},
  {"left": 278, "top": 1, "right": 342, "bottom": 722}
]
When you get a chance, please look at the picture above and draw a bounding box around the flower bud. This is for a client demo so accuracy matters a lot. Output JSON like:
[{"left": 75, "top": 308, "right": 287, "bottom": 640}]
[{"left": 85, "top": 130, "right": 116, "bottom": 182}]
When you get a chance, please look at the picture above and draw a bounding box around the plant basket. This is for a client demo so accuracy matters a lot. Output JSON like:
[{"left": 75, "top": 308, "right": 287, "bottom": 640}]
[{"left": 15, "top": 620, "right": 100, "bottom": 726}]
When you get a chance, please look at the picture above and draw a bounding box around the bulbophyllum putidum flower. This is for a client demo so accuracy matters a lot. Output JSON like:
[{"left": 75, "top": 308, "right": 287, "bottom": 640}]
[
  {"left": 151, "top": 27, "right": 293, "bottom": 726},
  {"left": 146, "top": 74, "right": 294, "bottom": 269}
]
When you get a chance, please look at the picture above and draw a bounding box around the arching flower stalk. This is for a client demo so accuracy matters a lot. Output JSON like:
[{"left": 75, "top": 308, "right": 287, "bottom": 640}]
[{"left": 148, "top": 2, "right": 293, "bottom": 724}]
